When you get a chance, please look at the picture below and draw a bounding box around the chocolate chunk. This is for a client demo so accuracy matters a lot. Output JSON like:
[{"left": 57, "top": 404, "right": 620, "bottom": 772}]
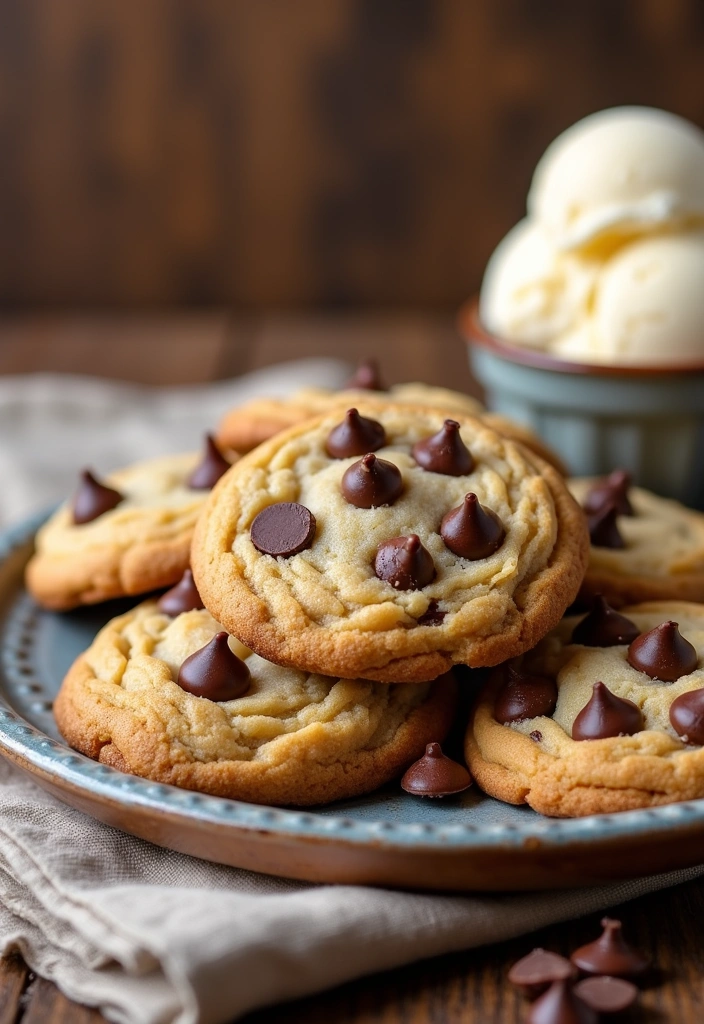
[
  {"left": 417, "top": 599, "right": 445, "bottom": 626},
  {"left": 583, "top": 470, "right": 634, "bottom": 517},
  {"left": 571, "top": 596, "right": 640, "bottom": 648},
  {"left": 494, "top": 665, "right": 558, "bottom": 724},
  {"left": 188, "top": 434, "right": 231, "bottom": 489},
  {"left": 440, "top": 493, "right": 505, "bottom": 560},
  {"left": 530, "top": 730, "right": 543, "bottom": 742},
  {"left": 508, "top": 948, "right": 577, "bottom": 998},
  {"left": 571, "top": 918, "right": 650, "bottom": 977},
  {"left": 325, "top": 409, "right": 386, "bottom": 459},
  {"left": 587, "top": 502, "right": 625, "bottom": 549},
  {"left": 670, "top": 688, "right": 704, "bottom": 744},
  {"left": 401, "top": 742, "right": 472, "bottom": 797},
  {"left": 157, "top": 569, "right": 205, "bottom": 616},
  {"left": 528, "top": 980, "right": 597, "bottom": 1024},
  {"left": 573, "top": 976, "right": 638, "bottom": 1014},
  {"left": 627, "top": 621, "right": 698, "bottom": 682},
  {"left": 345, "top": 359, "right": 385, "bottom": 391},
  {"left": 250, "top": 502, "right": 316, "bottom": 557},
  {"left": 571, "top": 682, "right": 643, "bottom": 741},
  {"left": 412, "top": 420, "right": 474, "bottom": 476},
  {"left": 177, "top": 632, "right": 251, "bottom": 701},
  {"left": 374, "top": 535, "right": 435, "bottom": 590},
  {"left": 341, "top": 453, "right": 403, "bottom": 508},
  {"left": 72, "top": 469, "right": 124, "bottom": 525}
]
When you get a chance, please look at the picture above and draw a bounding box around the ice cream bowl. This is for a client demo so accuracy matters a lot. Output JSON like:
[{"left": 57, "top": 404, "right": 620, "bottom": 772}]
[{"left": 460, "top": 300, "right": 704, "bottom": 508}]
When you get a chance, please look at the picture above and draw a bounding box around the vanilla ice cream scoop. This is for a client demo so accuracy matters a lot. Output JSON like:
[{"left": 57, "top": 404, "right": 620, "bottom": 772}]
[
  {"left": 470, "top": 107, "right": 704, "bottom": 503},
  {"left": 590, "top": 232, "right": 704, "bottom": 365},
  {"left": 479, "top": 220, "right": 597, "bottom": 348},
  {"left": 528, "top": 107, "right": 704, "bottom": 252}
]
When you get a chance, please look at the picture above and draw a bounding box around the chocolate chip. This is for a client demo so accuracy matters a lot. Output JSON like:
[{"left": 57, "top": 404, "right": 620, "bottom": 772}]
[
  {"left": 494, "top": 665, "right": 558, "bottom": 724},
  {"left": 440, "top": 493, "right": 505, "bottom": 560},
  {"left": 250, "top": 502, "right": 316, "bottom": 557},
  {"left": 527, "top": 979, "right": 597, "bottom": 1024},
  {"left": 571, "top": 918, "right": 650, "bottom": 977},
  {"left": 627, "top": 621, "right": 698, "bottom": 682},
  {"left": 571, "top": 596, "right": 640, "bottom": 648},
  {"left": 158, "top": 569, "right": 205, "bottom": 616},
  {"left": 583, "top": 470, "right": 634, "bottom": 517},
  {"left": 573, "top": 976, "right": 638, "bottom": 1014},
  {"left": 177, "top": 632, "right": 251, "bottom": 701},
  {"left": 530, "top": 730, "right": 543, "bottom": 742},
  {"left": 374, "top": 535, "right": 435, "bottom": 590},
  {"left": 508, "top": 949, "right": 577, "bottom": 999},
  {"left": 417, "top": 599, "right": 446, "bottom": 626},
  {"left": 341, "top": 453, "right": 403, "bottom": 508},
  {"left": 401, "top": 742, "right": 472, "bottom": 798},
  {"left": 587, "top": 502, "right": 625, "bottom": 549},
  {"left": 412, "top": 420, "right": 474, "bottom": 476},
  {"left": 345, "top": 359, "right": 385, "bottom": 391},
  {"left": 188, "top": 434, "right": 231, "bottom": 489},
  {"left": 72, "top": 469, "right": 124, "bottom": 525},
  {"left": 571, "top": 682, "right": 643, "bottom": 741},
  {"left": 670, "top": 688, "right": 704, "bottom": 744},
  {"left": 325, "top": 409, "right": 386, "bottom": 459}
]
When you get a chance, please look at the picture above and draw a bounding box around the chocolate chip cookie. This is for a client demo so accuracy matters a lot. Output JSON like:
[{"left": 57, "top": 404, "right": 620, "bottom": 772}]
[
  {"left": 466, "top": 599, "right": 704, "bottom": 815},
  {"left": 192, "top": 403, "right": 588, "bottom": 682},
  {"left": 26, "top": 437, "right": 233, "bottom": 610},
  {"left": 571, "top": 472, "right": 704, "bottom": 607},
  {"left": 54, "top": 597, "right": 457, "bottom": 806}
]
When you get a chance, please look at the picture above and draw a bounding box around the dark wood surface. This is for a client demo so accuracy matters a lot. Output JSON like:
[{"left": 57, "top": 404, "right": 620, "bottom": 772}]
[
  {"left": 1, "top": 0, "right": 704, "bottom": 309},
  {"left": 0, "top": 313, "right": 703, "bottom": 1022}
]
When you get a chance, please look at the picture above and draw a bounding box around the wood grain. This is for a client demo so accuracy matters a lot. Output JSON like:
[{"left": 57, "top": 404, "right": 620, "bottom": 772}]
[
  {"left": 0, "top": 314, "right": 229, "bottom": 384},
  {"left": 21, "top": 977, "right": 104, "bottom": 1024},
  {"left": 0, "top": 0, "right": 703, "bottom": 308},
  {"left": 0, "top": 956, "right": 28, "bottom": 1024}
]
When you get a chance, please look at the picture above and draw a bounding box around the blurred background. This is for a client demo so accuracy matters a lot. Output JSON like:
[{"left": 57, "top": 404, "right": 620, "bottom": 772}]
[
  {"left": 2, "top": 0, "right": 704, "bottom": 312},
  {"left": 0, "top": 0, "right": 703, "bottom": 380}
]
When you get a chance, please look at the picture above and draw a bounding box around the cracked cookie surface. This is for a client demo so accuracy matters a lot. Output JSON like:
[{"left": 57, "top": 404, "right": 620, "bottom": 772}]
[
  {"left": 54, "top": 601, "right": 456, "bottom": 805},
  {"left": 26, "top": 453, "right": 212, "bottom": 609},
  {"left": 193, "top": 403, "right": 588, "bottom": 682},
  {"left": 466, "top": 601, "right": 704, "bottom": 816}
]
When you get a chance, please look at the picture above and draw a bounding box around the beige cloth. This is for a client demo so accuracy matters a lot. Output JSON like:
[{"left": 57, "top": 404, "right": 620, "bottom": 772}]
[{"left": 0, "top": 365, "right": 701, "bottom": 1024}]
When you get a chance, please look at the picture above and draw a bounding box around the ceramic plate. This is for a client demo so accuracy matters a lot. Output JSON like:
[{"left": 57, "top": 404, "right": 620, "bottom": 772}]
[{"left": 2, "top": 514, "right": 704, "bottom": 891}]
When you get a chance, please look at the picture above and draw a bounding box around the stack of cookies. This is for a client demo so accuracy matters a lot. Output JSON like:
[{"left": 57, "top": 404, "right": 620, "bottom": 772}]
[{"left": 26, "top": 368, "right": 704, "bottom": 817}]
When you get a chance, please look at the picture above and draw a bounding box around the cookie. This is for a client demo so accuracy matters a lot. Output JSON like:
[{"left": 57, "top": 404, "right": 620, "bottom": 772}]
[
  {"left": 53, "top": 598, "right": 457, "bottom": 806},
  {"left": 215, "top": 383, "right": 481, "bottom": 452},
  {"left": 26, "top": 439, "right": 234, "bottom": 610},
  {"left": 466, "top": 600, "right": 704, "bottom": 816},
  {"left": 192, "top": 403, "right": 588, "bottom": 683},
  {"left": 216, "top": 383, "right": 566, "bottom": 473},
  {"left": 570, "top": 472, "right": 704, "bottom": 607}
]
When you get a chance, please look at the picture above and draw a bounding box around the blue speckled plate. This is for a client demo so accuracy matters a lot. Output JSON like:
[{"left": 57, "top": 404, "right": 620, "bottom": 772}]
[{"left": 1, "top": 513, "right": 704, "bottom": 891}]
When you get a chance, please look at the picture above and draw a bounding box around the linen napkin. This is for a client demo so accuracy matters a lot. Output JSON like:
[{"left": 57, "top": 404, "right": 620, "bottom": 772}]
[{"left": 0, "top": 363, "right": 701, "bottom": 1024}]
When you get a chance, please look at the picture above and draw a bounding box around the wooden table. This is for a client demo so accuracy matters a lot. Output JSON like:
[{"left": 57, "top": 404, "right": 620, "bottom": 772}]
[{"left": 0, "top": 313, "right": 703, "bottom": 1023}]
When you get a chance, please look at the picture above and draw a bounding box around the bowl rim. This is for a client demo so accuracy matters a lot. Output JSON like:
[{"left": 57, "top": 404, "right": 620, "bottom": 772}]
[{"left": 459, "top": 299, "right": 704, "bottom": 378}]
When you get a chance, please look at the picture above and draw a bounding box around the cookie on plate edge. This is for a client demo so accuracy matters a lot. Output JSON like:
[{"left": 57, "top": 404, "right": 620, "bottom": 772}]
[
  {"left": 53, "top": 591, "right": 457, "bottom": 806},
  {"left": 466, "top": 599, "right": 704, "bottom": 816},
  {"left": 26, "top": 436, "right": 232, "bottom": 610}
]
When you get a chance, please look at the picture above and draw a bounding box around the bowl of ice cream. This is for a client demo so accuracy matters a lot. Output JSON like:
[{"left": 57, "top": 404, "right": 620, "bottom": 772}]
[{"left": 462, "top": 106, "right": 704, "bottom": 507}]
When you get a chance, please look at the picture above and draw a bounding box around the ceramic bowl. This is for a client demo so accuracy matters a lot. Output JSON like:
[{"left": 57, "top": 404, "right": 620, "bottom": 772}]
[{"left": 460, "top": 300, "right": 704, "bottom": 508}]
